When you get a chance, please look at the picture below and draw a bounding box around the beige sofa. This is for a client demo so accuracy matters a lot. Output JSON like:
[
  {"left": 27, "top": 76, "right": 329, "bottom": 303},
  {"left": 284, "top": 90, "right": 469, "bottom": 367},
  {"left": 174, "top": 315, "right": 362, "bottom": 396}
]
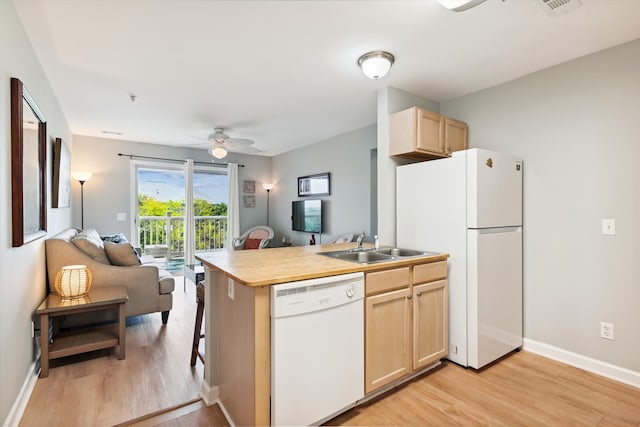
[{"left": 45, "top": 228, "right": 174, "bottom": 327}]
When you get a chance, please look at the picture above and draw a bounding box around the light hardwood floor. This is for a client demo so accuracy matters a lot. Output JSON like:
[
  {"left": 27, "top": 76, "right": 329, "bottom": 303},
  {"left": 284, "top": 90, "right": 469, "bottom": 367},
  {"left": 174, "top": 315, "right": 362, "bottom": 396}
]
[
  {"left": 19, "top": 277, "right": 640, "bottom": 426},
  {"left": 20, "top": 276, "right": 205, "bottom": 427}
]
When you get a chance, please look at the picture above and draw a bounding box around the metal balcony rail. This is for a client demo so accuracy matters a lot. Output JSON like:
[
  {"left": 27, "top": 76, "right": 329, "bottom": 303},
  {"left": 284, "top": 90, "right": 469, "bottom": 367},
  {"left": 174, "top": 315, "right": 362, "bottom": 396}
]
[{"left": 138, "top": 215, "right": 228, "bottom": 257}]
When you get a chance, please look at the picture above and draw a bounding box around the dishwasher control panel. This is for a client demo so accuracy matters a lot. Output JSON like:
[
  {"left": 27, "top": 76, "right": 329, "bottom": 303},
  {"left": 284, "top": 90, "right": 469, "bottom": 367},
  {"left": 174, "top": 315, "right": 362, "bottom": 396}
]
[{"left": 271, "top": 272, "right": 364, "bottom": 318}]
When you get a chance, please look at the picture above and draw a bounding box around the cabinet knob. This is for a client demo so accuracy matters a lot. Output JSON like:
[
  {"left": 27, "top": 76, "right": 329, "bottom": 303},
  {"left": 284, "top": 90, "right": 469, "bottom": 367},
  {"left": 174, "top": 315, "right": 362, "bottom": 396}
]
[
  {"left": 416, "top": 291, "right": 422, "bottom": 297},
  {"left": 406, "top": 294, "right": 412, "bottom": 300}
]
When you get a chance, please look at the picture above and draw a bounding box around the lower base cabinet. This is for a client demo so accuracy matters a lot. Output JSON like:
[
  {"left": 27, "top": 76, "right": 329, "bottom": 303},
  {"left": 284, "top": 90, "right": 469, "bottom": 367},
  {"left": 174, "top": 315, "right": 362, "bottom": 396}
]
[{"left": 365, "top": 262, "right": 448, "bottom": 395}]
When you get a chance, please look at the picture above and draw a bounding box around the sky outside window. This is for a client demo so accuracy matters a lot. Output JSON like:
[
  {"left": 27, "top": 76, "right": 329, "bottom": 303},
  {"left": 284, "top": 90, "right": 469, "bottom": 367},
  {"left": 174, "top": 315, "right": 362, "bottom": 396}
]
[{"left": 138, "top": 168, "right": 228, "bottom": 203}]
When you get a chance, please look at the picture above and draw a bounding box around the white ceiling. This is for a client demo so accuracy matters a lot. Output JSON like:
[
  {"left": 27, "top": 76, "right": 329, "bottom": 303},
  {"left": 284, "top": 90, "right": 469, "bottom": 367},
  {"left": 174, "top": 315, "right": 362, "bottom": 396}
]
[{"left": 12, "top": 0, "right": 640, "bottom": 156}]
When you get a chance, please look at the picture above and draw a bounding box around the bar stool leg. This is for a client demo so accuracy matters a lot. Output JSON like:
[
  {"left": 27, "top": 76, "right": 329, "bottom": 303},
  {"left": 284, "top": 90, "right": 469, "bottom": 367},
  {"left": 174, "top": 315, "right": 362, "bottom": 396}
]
[{"left": 191, "top": 282, "right": 205, "bottom": 366}]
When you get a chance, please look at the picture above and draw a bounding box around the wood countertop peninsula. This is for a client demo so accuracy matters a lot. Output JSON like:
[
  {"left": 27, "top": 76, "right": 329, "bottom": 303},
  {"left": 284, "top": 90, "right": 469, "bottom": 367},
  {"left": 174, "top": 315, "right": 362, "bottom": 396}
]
[
  {"left": 196, "top": 243, "right": 448, "bottom": 426},
  {"left": 196, "top": 243, "right": 449, "bottom": 287}
]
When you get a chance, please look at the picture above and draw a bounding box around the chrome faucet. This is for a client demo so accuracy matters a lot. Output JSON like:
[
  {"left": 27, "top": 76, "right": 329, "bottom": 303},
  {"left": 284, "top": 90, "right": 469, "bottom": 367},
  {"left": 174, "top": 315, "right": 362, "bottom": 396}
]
[{"left": 356, "top": 232, "right": 365, "bottom": 249}]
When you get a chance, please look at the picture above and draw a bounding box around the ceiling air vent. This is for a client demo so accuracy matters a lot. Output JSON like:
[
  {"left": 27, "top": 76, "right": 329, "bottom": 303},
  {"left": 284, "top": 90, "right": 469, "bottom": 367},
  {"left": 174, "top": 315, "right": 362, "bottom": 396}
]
[{"left": 538, "top": 0, "right": 582, "bottom": 17}]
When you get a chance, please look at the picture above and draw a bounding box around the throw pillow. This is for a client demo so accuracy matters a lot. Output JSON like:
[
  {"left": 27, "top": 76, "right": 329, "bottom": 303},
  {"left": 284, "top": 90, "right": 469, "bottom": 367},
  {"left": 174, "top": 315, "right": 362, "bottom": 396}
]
[
  {"left": 245, "top": 238, "right": 262, "bottom": 249},
  {"left": 104, "top": 241, "right": 141, "bottom": 266},
  {"left": 101, "top": 233, "right": 129, "bottom": 244},
  {"left": 72, "top": 229, "right": 110, "bottom": 264}
]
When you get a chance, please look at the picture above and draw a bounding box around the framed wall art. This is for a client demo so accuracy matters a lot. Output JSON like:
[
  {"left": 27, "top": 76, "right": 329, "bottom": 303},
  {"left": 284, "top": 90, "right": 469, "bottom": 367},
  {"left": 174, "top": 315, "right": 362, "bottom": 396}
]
[
  {"left": 52, "top": 137, "right": 71, "bottom": 208},
  {"left": 298, "top": 172, "right": 330, "bottom": 197},
  {"left": 11, "top": 77, "right": 47, "bottom": 247},
  {"left": 243, "top": 180, "right": 255, "bottom": 193},
  {"left": 243, "top": 195, "right": 256, "bottom": 208}
]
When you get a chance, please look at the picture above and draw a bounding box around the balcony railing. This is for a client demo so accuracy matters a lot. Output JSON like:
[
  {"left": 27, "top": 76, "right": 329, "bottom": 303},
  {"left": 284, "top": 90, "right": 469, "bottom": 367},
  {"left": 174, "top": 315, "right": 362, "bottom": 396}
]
[{"left": 138, "top": 215, "right": 228, "bottom": 257}]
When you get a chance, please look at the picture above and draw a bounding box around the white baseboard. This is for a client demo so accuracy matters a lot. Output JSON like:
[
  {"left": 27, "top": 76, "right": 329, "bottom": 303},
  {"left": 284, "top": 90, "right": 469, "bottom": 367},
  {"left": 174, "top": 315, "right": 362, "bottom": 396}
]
[
  {"left": 3, "top": 361, "right": 39, "bottom": 427},
  {"left": 523, "top": 338, "right": 640, "bottom": 389},
  {"left": 199, "top": 380, "right": 219, "bottom": 406}
]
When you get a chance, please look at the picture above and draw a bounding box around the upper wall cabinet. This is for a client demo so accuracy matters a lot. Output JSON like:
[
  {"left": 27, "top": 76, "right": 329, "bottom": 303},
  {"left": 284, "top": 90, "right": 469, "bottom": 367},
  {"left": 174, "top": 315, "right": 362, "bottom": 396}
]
[{"left": 389, "top": 107, "right": 468, "bottom": 161}]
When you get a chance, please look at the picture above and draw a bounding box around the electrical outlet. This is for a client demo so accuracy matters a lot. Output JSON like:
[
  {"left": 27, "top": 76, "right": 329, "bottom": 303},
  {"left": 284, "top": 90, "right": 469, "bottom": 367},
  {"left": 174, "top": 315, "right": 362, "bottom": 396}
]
[
  {"left": 602, "top": 219, "right": 616, "bottom": 235},
  {"left": 117, "top": 213, "right": 127, "bottom": 221},
  {"left": 600, "top": 322, "right": 614, "bottom": 340}
]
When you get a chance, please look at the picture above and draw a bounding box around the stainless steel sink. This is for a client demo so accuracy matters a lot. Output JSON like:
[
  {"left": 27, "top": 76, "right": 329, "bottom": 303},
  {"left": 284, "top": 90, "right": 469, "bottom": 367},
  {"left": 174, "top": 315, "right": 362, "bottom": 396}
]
[
  {"left": 318, "top": 247, "right": 438, "bottom": 264},
  {"left": 373, "top": 247, "right": 431, "bottom": 257},
  {"left": 333, "top": 251, "right": 394, "bottom": 263}
]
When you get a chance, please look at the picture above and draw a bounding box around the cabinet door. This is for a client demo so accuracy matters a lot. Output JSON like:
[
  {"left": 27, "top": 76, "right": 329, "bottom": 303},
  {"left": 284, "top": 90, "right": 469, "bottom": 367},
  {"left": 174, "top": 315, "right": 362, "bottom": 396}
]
[
  {"left": 444, "top": 117, "right": 468, "bottom": 154},
  {"left": 417, "top": 109, "right": 444, "bottom": 154},
  {"left": 413, "top": 279, "right": 448, "bottom": 370},
  {"left": 365, "top": 287, "right": 412, "bottom": 394}
]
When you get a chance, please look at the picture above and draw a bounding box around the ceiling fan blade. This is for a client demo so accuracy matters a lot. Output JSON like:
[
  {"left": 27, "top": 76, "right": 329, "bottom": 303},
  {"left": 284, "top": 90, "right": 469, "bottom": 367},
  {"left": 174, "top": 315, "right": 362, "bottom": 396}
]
[
  {"left": 227, "top": 138, "right": 255, "bottom": 146},
  {"left": 227, "top": 145, "right": 262, "bottom": 154}
]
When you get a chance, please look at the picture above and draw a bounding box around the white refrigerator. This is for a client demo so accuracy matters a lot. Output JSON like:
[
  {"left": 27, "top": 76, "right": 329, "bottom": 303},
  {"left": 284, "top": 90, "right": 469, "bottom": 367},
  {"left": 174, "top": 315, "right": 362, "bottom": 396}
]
[{"left": 396, "top": 148, "right": 523, "bottom": 369}]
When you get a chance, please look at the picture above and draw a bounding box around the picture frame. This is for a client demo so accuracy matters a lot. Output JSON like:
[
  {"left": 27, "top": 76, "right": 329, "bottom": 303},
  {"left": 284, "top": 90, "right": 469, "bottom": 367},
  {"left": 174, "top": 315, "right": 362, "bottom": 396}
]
[
  {"left": 52, "top": 137, "right": 71, "bottom": 208},
  {"left": 11, "top": 77, "right": 47, "bottom": 247},
  {"left": 243, "top": 195, "right": 256, "bottom": 208},
  {"left": 298, "top": 172, "right": 330, "bottom": 197},
  {"left": 243, "top": 180, "right": 255, "bottom": 193}
]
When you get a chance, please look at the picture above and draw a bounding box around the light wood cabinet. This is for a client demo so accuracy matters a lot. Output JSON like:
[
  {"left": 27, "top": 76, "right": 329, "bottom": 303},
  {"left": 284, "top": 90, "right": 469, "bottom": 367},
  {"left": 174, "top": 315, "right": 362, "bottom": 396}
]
[
  {"left": 365, "top": 287, "right": 412, "bottom": 394},
  {"left": 389, "top": 106, "right": 468, "bottom": 160},
  {"left": 413, "top": 279, "right": 448, "bottom": 370},
  {"left": 364, "top": 261, "right": 448, "bottom": 394}
]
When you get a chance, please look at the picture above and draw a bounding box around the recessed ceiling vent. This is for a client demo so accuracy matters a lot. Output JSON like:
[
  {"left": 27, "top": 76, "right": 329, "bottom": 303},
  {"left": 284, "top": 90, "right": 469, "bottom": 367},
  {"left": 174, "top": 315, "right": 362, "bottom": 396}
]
[{"left": 538, "top": 0, "right": 582, "bottom": 17}]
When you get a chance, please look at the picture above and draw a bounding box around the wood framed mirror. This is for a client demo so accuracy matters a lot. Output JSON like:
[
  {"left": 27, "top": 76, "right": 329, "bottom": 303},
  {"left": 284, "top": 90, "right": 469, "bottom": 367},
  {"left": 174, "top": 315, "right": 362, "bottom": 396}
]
[{"left": 11, "top": 77, "right": 47, "bottom": 247}]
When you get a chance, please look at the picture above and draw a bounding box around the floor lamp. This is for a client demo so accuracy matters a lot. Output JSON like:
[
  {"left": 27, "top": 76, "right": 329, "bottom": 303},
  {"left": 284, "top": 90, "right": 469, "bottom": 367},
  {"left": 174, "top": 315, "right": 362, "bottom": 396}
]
[
  {"left": 263, "top": 183, "right": 274, "bottom": 226},
  {"left": 72, "top": 172, "right": 92, "bottom": 229}
]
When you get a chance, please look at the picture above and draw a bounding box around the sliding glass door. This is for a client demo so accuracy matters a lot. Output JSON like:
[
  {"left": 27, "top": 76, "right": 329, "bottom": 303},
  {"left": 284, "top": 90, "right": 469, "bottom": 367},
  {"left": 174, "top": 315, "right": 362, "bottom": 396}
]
[{"left": 131, "top": 161, "right": 228, "bottom": 272}]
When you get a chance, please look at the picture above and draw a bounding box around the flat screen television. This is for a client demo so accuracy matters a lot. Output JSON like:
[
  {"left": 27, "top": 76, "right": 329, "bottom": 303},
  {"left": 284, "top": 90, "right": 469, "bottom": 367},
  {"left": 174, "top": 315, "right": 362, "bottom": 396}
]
[{"left": 292, "top": 199, "right": 322, "bottom": 233}]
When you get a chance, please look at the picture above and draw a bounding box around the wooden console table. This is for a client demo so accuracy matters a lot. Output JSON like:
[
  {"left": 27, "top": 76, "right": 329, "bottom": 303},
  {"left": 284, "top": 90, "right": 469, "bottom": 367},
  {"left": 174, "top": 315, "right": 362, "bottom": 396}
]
[{"left": 35, "top": 286, "right": 128, "bottom": 378}]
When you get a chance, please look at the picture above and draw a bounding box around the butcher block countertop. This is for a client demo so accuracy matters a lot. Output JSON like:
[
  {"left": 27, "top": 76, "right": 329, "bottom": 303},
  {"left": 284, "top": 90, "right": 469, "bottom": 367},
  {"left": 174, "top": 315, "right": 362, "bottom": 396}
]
[{"left": 196, "top": 243, "right": 449, "bottom": 287}]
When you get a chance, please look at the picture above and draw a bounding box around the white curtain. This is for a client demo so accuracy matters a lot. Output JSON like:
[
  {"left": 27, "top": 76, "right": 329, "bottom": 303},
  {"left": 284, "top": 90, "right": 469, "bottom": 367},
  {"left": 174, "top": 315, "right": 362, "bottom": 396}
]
[
  {"left": 226, "top": 163, "right": 240, "bottom": 251},
  {"left": 184, "top": 159, "right": 195, "bottom": 265}
]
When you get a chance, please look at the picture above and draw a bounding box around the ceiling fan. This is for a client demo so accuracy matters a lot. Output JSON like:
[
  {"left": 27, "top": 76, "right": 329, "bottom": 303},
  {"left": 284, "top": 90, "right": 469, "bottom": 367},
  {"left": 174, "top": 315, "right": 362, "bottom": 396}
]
[{"left": 205, "top": 127, "right": 260, "bottom": 159}]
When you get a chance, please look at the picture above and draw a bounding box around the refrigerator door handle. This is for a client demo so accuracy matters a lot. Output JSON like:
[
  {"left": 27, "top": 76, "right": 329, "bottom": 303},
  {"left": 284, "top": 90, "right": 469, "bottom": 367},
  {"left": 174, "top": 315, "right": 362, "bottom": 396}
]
[{"left": 473, "top": 226, "right": 522, "bottom": 234}]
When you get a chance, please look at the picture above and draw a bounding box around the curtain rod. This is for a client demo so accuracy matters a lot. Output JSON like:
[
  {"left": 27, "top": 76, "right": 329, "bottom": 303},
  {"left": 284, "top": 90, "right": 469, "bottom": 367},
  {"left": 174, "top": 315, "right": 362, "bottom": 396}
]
[{"left": 117, "top": 153, "right": 245, "bottom": 167}]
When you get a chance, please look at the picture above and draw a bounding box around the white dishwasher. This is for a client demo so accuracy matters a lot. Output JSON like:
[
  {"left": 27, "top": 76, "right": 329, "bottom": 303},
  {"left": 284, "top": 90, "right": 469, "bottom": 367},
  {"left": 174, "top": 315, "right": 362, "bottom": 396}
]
[{"left": 271, "top": 272, "right": 364, "bottom": 426}]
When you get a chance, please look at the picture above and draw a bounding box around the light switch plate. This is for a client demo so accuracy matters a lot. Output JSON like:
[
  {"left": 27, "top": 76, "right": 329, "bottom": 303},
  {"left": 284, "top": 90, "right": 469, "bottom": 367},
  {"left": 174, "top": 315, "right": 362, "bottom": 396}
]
[{"left": 602, "top": 219, "right": 615, "bottom": 235}]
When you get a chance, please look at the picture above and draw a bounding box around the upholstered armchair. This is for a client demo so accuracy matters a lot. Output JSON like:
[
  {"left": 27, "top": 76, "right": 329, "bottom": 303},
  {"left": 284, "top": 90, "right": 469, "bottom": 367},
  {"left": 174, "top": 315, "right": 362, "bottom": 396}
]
[{"left": 232, "top": 225, "right": 274, "bottom": 250}]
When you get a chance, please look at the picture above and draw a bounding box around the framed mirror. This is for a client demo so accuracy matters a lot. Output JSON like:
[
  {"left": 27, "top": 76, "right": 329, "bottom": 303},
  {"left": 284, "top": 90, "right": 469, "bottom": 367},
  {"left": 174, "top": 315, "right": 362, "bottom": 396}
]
[
  {"left": 298, "top": 172, "right": 330, "bottom": 197},
  {"left": 11, "top": 77, "right": 47, "bottom": 247}
]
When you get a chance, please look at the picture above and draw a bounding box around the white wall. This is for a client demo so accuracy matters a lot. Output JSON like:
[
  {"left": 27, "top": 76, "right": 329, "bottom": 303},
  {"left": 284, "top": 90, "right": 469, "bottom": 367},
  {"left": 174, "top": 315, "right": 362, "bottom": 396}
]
[
  {"left": 1, "top": 2, "right": 73, "bottom": 423},
  {"left": 376, "top": 87, "right": 440, "bottom": 246},
  {"left": 71, "top": 135, "right": 272, "bottom": 238},
  {"left": 441, "top": 40, "right": 640, "bottom": 371},
  {"left": 270, "top": 125, "right": 376, "bottom": 247}
]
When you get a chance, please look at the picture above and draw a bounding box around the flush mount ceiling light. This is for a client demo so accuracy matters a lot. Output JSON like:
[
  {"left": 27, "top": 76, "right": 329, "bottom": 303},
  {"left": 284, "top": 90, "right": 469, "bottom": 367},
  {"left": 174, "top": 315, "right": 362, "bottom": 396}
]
[
  {"left": 436, "top": 0, "right": 487, "bottom": 11},
  {"left": 357, "top": 51, "right": 395, "bottom": 80},
  {"left": 209, "top": 142, "right": 227, "bottom": 159}
]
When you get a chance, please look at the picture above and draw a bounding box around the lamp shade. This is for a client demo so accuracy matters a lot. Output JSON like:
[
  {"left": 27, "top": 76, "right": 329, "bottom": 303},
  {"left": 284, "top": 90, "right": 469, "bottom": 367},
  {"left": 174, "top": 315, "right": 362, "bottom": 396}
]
[
  {"left": 357, "top": 51, "right": 395, "bottom": 80},
  {"left": 71, "top": 172, "right": 93, "bottom": 183},
  {"left": 263, "top": 183, "right": 274, "bottom": 191},
  {"left": 55, "top": 265, "right": 93, "bottom": 299},
  {"left": 209, "top": 143, "right": 228, "bottom": 159}
]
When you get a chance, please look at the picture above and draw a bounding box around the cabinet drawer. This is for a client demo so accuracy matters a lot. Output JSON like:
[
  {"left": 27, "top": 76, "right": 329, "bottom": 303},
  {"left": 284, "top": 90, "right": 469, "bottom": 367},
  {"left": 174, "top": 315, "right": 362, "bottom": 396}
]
[
  {"left": 366, "top": 267, "right": 411, "bottom": 296},
  {"left": 413, "top": 261, "right": 447, "bottom": 284}
]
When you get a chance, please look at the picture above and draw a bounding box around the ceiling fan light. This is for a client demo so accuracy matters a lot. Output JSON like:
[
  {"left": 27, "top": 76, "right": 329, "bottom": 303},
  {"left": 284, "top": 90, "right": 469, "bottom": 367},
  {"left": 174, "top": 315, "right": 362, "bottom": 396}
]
[
  {"left": 357, "top": 51, "right": 395, "bottom": 80},
  {"left": 209, "top": 144, "right": 227, "bottom": 159}
]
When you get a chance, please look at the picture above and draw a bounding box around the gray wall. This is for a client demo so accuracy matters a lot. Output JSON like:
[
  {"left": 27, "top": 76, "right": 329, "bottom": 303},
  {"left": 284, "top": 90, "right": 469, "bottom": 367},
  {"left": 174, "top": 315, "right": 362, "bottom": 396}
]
[
  {"left": 1, "top": 2, "right": 73, "bottom": 423},
  {"left": 270, "top": 125, "right": 377, "bottom": 247},
  {"left": 440, "top": 40, "right": 640, "bottom": 371},
  {"left": 72, "top": 135, "right": 272, "bottom": 238}
]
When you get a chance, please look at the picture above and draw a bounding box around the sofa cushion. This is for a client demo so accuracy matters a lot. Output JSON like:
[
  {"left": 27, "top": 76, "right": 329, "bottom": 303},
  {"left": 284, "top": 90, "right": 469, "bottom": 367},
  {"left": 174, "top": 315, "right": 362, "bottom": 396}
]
[
  {"left": 71, "top": 229, "right": 110, "bottom": 264},
  {"left": 104, "top": 241, "right": 141, "bottom": 266},
  {"left": 158, "top": 270, "right": 175, "bottom": 294}
]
